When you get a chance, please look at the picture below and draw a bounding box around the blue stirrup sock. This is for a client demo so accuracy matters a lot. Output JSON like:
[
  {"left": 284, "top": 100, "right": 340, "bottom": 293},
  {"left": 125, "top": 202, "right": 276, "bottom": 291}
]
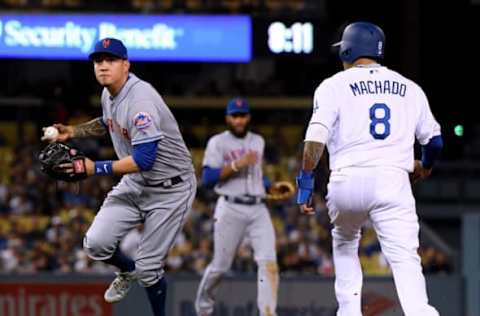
[
  {"left": 145, "top": 278, "right": 167, "bottom": 316},
  {"left": 102, "top": 248, "right": 135, "bottom": 272}
]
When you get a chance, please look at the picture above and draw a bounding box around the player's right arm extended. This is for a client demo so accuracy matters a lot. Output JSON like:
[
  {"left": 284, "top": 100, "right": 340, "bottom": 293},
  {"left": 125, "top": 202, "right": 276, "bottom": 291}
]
[
  {"left": 53, "top": 117, "right": 107, "bottom": 141},
  {"left": 72, "top": 117, "right": 108, "bottom": 138}
]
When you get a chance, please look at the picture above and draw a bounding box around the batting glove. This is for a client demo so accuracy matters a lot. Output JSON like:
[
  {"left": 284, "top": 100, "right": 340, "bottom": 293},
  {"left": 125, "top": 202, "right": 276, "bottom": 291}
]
[{"left": 296, "top": 170, "right": 314, "bottom": 204}]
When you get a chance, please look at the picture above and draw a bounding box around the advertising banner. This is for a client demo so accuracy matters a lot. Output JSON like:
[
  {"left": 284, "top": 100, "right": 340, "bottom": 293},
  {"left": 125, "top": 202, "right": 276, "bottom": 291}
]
[
  {"left": 172, "top": 278, "right": 401, "bottom": 316},
  {"left": 0, "top": 282, "right": 112, "bottom": 316},
  {"left": 0, "top": 275, "right": 462, "bottom": 316},
  {"left": 0, "top": 14, "right": 251, "bottom": 62}
]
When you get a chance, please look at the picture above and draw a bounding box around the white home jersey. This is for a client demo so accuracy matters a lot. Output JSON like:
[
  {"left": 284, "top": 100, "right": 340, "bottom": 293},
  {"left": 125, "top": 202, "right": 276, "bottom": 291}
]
[{"left": 306, "top": 65, "right": 441, "bottom": 172}]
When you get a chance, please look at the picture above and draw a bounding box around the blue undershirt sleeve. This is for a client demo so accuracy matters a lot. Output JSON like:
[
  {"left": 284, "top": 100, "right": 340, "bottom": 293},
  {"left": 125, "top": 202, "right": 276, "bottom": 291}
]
[
  {"left": 202, "top": 166, "right": 221, "bottom": 188},
  {"left": 132, "top": 140, "right": 158, "bottom": 171}
]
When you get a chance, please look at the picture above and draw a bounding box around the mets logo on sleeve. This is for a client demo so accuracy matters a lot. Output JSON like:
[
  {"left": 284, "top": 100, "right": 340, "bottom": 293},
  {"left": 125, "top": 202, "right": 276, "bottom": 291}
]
[{"left": 134, "top": 112, "right": 153, "bottom": 130}]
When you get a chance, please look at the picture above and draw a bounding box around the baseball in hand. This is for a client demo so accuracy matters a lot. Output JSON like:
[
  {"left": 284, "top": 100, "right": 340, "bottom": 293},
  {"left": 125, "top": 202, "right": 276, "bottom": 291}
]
[{"left": 44, "top": 126, "right": 59, "bottom": 140}]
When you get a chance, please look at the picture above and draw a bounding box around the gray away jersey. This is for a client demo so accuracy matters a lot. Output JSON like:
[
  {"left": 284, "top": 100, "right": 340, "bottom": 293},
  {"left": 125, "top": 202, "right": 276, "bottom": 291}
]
[
  {"left": 203, "top": 131, "right": 266, "bottom": 197},
  {"left": 101, "top": 73, "right": 194, "bottom": 184}
]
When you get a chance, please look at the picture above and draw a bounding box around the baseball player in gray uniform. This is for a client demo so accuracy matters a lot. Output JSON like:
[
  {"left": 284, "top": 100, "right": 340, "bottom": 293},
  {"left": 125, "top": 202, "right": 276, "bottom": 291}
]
[
  {"left": 195, "top": 98, "right": 279, "bottom": 316},
  {"left": 47, "top": 38, "right": 196, "bottom": 316}
]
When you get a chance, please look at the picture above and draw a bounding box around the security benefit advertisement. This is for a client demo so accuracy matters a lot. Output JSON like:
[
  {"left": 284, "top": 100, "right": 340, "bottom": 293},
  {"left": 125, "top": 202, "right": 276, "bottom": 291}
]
[{"left": 0, "top": 14, "right": 251, "bottom": 62}]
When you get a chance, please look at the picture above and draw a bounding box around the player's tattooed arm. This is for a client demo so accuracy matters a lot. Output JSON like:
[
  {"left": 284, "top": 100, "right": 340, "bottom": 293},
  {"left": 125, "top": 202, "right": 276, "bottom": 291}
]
[
  {"left": 302, "top": 141, "right": 325, "bottom": 172},
  {"left": 72, "top": 117, "right": 107, "bottom": 138}
]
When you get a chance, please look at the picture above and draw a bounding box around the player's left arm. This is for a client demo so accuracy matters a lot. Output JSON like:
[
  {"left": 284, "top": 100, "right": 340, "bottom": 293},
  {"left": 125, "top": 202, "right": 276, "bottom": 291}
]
[
  {"left": 412, "top": 135, "right": 443, "bottom": 183},
  {"left": 82, "top": 141, "right": 158, "bottom": 176},
  {"left": 412, "top": 87, "right": 444, "bottom": 183},
  {"left": 63, "top": 99, "right": 162, "bottom": 176},
  {"left": 97, "top": 99, "right": 163, "bottom": 176}
]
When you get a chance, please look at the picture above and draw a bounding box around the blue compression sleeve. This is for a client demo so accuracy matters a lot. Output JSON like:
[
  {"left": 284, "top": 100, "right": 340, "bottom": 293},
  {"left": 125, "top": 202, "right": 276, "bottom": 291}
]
[
  {"left": 132, "top": 140, "right": 158, "bottom": 171},
  {"left": 296, "top": 170, "right": 314, "bottom": 204},
  {"left": 202, "top": 166, "right": 221, "bottom": 188},
  {"left": 421, "top": 135, "right": 443, "bottom": 169}
]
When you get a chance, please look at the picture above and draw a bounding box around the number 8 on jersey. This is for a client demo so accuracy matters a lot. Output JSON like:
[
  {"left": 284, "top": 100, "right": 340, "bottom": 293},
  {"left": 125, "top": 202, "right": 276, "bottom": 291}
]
[{"left": 369, "top": 103, "right": 391, "bottom": 140}]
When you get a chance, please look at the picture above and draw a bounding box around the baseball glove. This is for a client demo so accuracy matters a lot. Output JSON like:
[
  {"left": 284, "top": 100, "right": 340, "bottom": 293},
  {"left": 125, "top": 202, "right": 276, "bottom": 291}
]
[
  {"left": 266, "top": 181, "right": 296, "bottom": 201},
  {"left": 38, "top": 142, "right": 87, "bottom": 182}
]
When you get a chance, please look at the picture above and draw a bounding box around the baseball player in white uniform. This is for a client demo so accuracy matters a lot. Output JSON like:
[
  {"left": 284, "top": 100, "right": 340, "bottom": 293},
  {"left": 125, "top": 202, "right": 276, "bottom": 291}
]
[
  {"left": 296, "top": 22, "right": 443, "bottom": 316},
  {"left": 195, "top": 98, "right": 279, "bottom": 316}
]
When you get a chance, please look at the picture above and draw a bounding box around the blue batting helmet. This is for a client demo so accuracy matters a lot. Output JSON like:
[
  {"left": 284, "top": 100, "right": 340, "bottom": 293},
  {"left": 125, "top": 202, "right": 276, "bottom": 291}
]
[{"left": 332, "top": 22, "right": 385, "bottom": 64}]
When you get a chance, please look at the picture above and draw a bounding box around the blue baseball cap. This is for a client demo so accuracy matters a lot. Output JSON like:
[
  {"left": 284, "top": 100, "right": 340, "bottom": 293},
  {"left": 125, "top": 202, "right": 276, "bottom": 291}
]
[
  {"left": 89, "top": 38, "right": 128, "bottom": 60},
  {"left": 226, "top": 98, "right": 250, "bottom": 115}
]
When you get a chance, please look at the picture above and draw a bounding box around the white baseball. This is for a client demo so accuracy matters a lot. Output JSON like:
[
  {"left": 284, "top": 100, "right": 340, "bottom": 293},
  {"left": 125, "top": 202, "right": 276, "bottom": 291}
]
[{"left": 44, "top": 126, "right": 59, "bottom": 140}]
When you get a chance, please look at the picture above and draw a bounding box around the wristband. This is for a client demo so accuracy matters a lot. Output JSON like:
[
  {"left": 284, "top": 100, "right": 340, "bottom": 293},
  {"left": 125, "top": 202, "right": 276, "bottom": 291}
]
[
  {"left": 231, "top": 161, "right": 239, "bottom": 172},
  {"left": 95, "top": 160, "right": 113, "bottom": 176}
]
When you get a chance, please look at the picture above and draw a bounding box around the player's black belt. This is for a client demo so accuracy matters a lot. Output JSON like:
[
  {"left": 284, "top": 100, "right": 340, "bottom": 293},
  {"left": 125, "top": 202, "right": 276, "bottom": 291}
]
[
  {"left": 147, "top": 175, "right": 183, "bottom": 188},
  {"left": 223, "top": 195, "right": 266, "bottom": 205}
]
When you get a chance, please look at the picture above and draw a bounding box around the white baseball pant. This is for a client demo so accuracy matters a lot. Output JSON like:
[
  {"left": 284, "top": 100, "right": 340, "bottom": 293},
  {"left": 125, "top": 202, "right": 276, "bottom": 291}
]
[{"left": 326, "top": 166, "right": 439, "bottom": 316}]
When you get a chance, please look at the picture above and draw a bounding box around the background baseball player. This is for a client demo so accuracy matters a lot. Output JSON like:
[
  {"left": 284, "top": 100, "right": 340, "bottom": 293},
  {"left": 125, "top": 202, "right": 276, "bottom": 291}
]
[
  {"left": 195, "top": 98, "right": 282, "bottom": 316},
  {"left": 43, "top": 38, "right": 196, "bottom": 316},
  {"left": 296, "top": 22, "right": 443, "bottom": 315}
]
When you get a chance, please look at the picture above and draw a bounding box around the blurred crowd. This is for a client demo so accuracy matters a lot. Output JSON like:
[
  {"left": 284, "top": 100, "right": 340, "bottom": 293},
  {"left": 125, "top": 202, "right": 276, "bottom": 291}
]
[
  {"left": 0, "top": 0, "right": 321, "bottom": 14},
  {"left": 0, "top": 134, "right": 453, "bottom": 276},
  {"left": 0, "top": 0, "right": 461, "bottom": 279}
]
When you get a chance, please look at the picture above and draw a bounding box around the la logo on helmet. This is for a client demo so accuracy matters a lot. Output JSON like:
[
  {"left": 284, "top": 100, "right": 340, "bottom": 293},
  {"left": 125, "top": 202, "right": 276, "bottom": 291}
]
[{"left": 377, "top": 41, "right": 384, "bottom": 55}]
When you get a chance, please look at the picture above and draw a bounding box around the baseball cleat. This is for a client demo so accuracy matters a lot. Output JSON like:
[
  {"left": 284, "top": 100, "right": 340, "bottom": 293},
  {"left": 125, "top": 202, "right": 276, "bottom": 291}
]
[{"left": 104, "top": 271, "right": 137, "bottom": 303}]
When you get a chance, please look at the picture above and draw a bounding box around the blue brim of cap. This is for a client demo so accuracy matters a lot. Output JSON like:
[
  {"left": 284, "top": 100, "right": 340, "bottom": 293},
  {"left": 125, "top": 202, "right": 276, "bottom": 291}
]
[
  {"left": 227, "top": 109, "right": 249, "bottom": 115},
  {"left": 88, "top": 50, "right": 126, "bottom": 60}
]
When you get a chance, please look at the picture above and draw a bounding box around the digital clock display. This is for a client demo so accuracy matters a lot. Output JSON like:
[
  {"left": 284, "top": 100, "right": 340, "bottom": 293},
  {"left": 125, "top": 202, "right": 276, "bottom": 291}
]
[
  {"left": 253, "top": 18, "right": 329, "bottom": 60},
  {"left": 267, "top": 22, "right": 313, "bottom": 54}
]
